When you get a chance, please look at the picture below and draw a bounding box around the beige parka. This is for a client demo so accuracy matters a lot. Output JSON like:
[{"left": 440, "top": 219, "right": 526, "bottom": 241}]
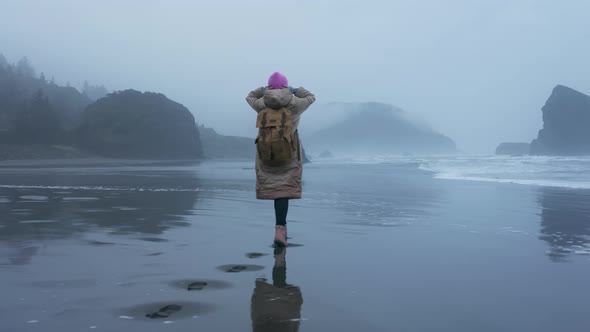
[{"left": 246, "top": 87, "right": 315, "bottom": 199}]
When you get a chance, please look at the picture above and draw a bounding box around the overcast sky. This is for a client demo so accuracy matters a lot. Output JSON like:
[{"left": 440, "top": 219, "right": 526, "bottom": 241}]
[{"left": 1, "top": 0, "right": 589, "bottom": 152}]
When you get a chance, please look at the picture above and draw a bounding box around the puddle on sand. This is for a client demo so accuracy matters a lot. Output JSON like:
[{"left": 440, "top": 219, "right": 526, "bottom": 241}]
[
  {"left": 86, "top": 240, "right": 117, "bottom": 246},
  {"left": 62, "top": 197, "right": 99, "bottom": 202},
  {"left": 19, "top": 220, "right": 57, "bottom": 224},
  {"left": 19, "top": 195, "right": 48, "bottom": 201},
  {"left": 138, "top": 237, "right": 169, "bottom": 243}
]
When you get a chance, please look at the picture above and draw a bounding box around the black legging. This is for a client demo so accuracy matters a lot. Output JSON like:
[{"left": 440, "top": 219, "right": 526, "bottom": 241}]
[{"left": 274, "top": 198, "right": 289, "bottom": 226}]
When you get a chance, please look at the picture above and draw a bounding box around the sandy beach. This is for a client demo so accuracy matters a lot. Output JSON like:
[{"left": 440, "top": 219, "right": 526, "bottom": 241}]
[{"left": 1, "top": 159, "right": 589, "bottom": 332}]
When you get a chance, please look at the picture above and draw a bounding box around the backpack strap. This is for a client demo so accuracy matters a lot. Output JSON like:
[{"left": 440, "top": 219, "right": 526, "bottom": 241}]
[
  {"left": 260, "top": 111, "right": 268, "bottom": 139},
  {"left": 295, "top": 130, "right": 301, "bottom": 161},
  {"left": 261, "top": 111, "right": 268, "bottom": 127},
  {"left": 279, "top": 110, "right": 286, "bottom": 138}
]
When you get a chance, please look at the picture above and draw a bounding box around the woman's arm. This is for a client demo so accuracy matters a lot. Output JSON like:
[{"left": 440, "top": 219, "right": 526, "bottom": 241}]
[
  {"left": 292, "top": 87, "right": 316, "bottom": 113},
  {"left": 246, "top": 87, "right": 267, "bottom": 112}
]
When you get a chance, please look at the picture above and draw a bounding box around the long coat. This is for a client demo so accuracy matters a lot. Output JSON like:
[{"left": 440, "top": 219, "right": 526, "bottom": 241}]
[{"left": 246, "top": 87, "right": 315, "bottom": 200}]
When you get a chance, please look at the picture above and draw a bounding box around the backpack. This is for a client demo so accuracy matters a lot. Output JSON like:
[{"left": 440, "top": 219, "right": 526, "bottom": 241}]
[{"left": 255, "top": 107, "right": 295, "bottom": 164}]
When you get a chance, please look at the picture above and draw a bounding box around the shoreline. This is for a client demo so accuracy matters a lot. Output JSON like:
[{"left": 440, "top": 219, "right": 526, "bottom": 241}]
[
  {"left": 0, "top": 158, "right": 205, "bottom": 168},
  {"left": 2, "top": 155, "right": 590, "bottom": 191},
  {"left": 0, "top": 144, "right": 96, "bottom": 161}
]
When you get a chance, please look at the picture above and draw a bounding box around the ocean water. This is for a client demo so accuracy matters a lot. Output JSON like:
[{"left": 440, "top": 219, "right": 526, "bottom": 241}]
[
  {"left": 318, "top": 154, "right": 590, "bottom": 189},
  {"left": 420, "top": 155, "right": 590, "bottom": 189}
]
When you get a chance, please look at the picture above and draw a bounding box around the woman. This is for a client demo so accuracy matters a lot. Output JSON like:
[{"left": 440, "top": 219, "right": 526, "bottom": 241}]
[{"left": 246, "top": 72, "right": 315, "bottom": 247}]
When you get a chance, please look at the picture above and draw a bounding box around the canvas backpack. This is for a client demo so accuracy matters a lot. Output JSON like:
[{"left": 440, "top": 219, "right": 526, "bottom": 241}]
[{"left": 255, "top": 107, "right": 295, "bottom": 164}]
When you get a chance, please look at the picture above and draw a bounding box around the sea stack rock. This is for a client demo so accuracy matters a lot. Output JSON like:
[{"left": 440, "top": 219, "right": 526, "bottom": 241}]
[
  {"left": 78, "top": 90, "right": 204, "bottom": 159},
  {"left": 495, "top": 143, "right": 530, "bottom": 156},
  {"left": 530, "top": 85, "right": 590, "bottom": 155}
]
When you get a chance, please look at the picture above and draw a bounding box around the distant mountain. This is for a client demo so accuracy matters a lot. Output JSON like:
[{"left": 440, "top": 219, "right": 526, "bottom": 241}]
[
  {"left": 303, "top": 102, "right": 455, "bottom": 155},
  {"left": 78, "top": 90, "right": 203, "bottom": 159},
  {"left": 531, "top": 85, "right": 590, "bottom": 155},
  {"left": 199, "top": 126, "right": 254, "bottom": 159}
]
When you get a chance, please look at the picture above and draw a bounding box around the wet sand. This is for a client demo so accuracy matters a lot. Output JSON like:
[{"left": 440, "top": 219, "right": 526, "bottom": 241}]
[{"left": 1, "top": 159, "right": 589, "bottom": 331}]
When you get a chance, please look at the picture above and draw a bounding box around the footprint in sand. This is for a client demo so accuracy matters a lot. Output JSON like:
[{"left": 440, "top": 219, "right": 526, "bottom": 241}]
[
  {"left": 138, "top": 237, "right": 169, "bottom": 243},
  {"left": 217, "top": 264, "right": 264, "bottom": 273},
  {"left": 187, "top": 281, "right": 207, "bottom": 291},
  {"left": 245, "top": 252, "right": 268, "bottom": 259},
  {"left": 118, "top": 301, "right": 215, "bottom": 320},
  {"left": 145, "top": 304, "right": 182, "bottom": 319},
  {"left": 227, "top": 265, "right": 247, "bottom": 273},
  {"left": 169, "top": 279, "right": 232, "bottom": 291},
  {"left": 86, "top": 240, "right": 116, "bottom": 246}
]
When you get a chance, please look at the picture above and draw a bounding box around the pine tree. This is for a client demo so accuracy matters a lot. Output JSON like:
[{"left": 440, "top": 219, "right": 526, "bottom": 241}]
[
  {"left": 16, "top": 89, "right": 63, "bottom": 144},
  {"left": 0, "top": 53, "right": 7, "bottom": 70},
  {"left": 82, "top": 82, "right": 109, "bottom": 100},
  {"left": 83, "top": 80, "right": 90, "bottom": 94},
  {"left": 16, "top": 57, "right": 35, "bottom": 77}
]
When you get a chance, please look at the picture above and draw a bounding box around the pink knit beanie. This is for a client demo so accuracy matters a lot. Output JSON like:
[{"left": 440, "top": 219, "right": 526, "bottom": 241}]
[{"left": 267, "top": 72, "right": 288, "bottom": 89}]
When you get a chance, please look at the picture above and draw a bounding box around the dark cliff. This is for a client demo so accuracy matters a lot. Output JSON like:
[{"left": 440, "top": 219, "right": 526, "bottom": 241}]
[
  {"left": 78, "top": 90, "right": 203, "bottom": 159},
  {"left": 531, "top": 85, "right": 590, "bottom": 155}
]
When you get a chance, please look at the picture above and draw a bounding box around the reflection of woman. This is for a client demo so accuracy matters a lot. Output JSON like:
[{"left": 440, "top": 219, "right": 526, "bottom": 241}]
[{"left": 251, "top": 247, "right": 303, "bottom": 332}]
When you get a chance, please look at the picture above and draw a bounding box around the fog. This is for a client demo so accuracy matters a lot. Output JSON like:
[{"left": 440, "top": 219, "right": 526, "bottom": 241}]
[{"left": 1, "top": 0, "right": 589, "bottom": 153}]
